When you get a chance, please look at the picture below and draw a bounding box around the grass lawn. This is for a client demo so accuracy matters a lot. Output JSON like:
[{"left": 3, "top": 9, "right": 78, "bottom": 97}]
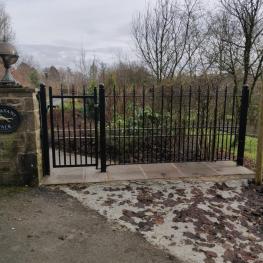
[
  {"left": 218, "top": 132, "right": 257, "bottom": 167},
  {"left": 244, "top": 135, "right": 257, "bottom": 161}
]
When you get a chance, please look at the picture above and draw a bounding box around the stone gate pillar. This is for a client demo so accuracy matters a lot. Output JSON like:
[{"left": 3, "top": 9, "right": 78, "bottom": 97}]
[{"left": 0, "top": 85, "right": 43, "bottom": 185}]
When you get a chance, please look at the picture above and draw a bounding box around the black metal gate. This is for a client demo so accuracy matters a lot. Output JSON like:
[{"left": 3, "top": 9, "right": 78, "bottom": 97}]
[
  {"left": 39, "top": 83, "right": 249, "bottom": 175},
  {"left": 39, "top": 84, "right": 100, "bottom": 174}
]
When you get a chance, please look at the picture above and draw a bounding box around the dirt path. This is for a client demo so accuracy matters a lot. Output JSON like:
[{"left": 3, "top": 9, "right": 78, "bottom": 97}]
[{"left": 0, "top": 187, "right": 179, "bottom": 263}]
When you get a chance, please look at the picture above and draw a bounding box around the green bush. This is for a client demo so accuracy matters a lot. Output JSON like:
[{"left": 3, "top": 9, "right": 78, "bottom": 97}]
[{"left": 58, "top": 99, "right": 96, "bottom": 119}]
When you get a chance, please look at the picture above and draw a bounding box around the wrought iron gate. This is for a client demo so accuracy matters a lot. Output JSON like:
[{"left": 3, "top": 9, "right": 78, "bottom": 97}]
[
  {"left": 39, "top": 84, "right": 100, "bottom": 174},
  {"left": 39, "top": 84, "right": 249, "bottom": 175}
]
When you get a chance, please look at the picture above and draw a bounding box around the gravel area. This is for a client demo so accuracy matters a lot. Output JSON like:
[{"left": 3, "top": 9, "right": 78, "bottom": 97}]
[{"left": 62, "top": 179, "right": 263, "bottom": 263}]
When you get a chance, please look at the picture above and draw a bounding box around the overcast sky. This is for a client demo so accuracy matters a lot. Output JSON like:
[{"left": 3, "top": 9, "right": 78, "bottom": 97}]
[{"left": 3, "top": 0, "right": 216, "bottom": 69}]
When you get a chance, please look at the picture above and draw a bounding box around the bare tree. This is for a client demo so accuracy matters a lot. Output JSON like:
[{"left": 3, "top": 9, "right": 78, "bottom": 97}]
[
  {"left": 76, "top": 47, "right": 90, "bottom": 84},
  {"left": 182, "top": 1, "right": 208, "bottom": 77},
  {"left": 0, "top": 4, "right": 15, "bottom": 42},
  {"left": 132, "top": 0, "right": 203, "bottom": 83},
  {"left": 220, "top": 0, "right": 263, "bottom": 95},
  {"left": 205, "top": 11, "right": 243, "bottom": 91},
  {"left": 89, "top": 57, "right": 98, "bottom": 83},
  {"left": 75, "top": 48, "right": 100, "bottom": 87},
  {"left": 18, "top": 54, "right": 40, "bottom": 69}
]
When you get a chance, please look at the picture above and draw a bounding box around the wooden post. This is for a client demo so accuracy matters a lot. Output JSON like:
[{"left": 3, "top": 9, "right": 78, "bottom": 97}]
[{"left": 256, "top": 88, "right": 263, "bottom": 185}]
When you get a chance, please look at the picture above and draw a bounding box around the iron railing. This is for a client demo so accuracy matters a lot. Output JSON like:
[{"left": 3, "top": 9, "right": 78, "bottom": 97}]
[
  {"left": 39, "top": 84, "right": 249, "bottom": 173},
  {"left": 104, "top": 85, "right": 248, "bottom": 166}
]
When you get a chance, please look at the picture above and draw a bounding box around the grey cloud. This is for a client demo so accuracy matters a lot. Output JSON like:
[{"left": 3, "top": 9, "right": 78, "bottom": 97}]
[
  {"left": 18, "top": 43, "right": 127, "bottom": 68},
  {"left": 4, "top": 0, "right": 216, "bottom": 68},
  {"left": 4, "top": 0, "right": 146, "bottom": 67}
]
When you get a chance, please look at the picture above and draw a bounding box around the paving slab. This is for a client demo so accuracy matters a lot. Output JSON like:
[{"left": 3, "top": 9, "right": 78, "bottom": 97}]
[
  {"left": 140, "top": 163, "right": 183, "bottom": 179},
  {"left": 41, "top": 161, "right": 255, "bottom": 185},
  {"left": 51, "top": 167, "right": 85, "bottom": 177},
  {"left": 85, "top": 170, "right": 108, "bottom": 183},
  {"left": 175, "top": 162, "right": 219, "bottom": 177},
  {"left": 211, "top": 165, "right": 253, "bottom": 175},
  {"left": 107, "top": 165, "right": 145, "bottom": 181},
  {"left": 208, "top": 160, "right": 237, "bottom": 167},
  {"left": 41, "top": 174, "right": 85, "bottom": 185},
  {"left": 42, "top": 167, "right": 85, "bottom": 184}
]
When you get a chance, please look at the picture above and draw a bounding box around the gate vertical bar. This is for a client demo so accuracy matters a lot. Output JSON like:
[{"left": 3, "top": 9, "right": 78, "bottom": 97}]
[
  {"left": 196, "top": 87, "right": 201, "bottom": 160},
  {"left": 187, "top": 86, "right": 192, "bottom": 161},
  {"left": 114, "top": 85, "right": 117, "bottom": 164},
  {"left": 151, "top": 85, "right": 155, "bottom": 163},
  {"left": 229, "top": 87, "right": 236, "bottom": 159},
  {"left": 60, "top": 85, "right": 66, "bottom": 165},
  {"left": 49, "top": 86, "right": 56, "bottom": 167},
  {"left": 39, "top": 83, "right": 50, "bottom": 175},
  {"left": 221, "top": 86, "right": 227, "bottom": 160},
  {"left": 237, "top": 85, "right": 249, "bottom": 166},
  {"left": 160, "top": 86, "right": 164, "bottom": 162},
  {"left": 94, "top": 87, "right": 99, "bottom": 169},
  {"left": 178, "top": 86, "right": 183, "bottom": 161},
  {"left": 83, "top": 86, "right": 88, "bottom": 165},
  {"left": 71, "top": 87, "right": 77, "bottom": 165},
  {"left": 123, "top": 86, "right": 126, "bottom": 163},
  {"left": 142, "top": 85, "right": 145, "bottom": 162},
  {"left": 211, "top": 86, "right": 218, "bottom": 161},
  {"left": 204, "top": 86, "right": 210, "bottom": 160},
  {"left": 169, "top": 86, "right": 173, "bottom": 161},
  {"left": 99, "top": 84, "right": 107, "bottom": 172}
]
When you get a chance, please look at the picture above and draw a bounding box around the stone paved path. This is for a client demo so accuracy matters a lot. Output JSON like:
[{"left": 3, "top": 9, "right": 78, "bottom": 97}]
[{"left": 42, "top": 160, "right": 254, "bottom": 185}]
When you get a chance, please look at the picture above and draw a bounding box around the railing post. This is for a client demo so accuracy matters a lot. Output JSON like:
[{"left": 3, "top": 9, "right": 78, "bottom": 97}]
[
  {"left": 99, "top": 84, "right": 107, "bottom": 172},
  {"left": 49, "top": 86, "right": 56, "bottom": 168},
  {"left": 237, "top": 84, "right": 249, "bottom": 166},
  {"left": 94, "top": 87, "right": 99, "bottom": 169},
  {"left": 255, "top": 88, "right": 263, "bottom": 185},
  {"left": 211, "top": 87, "right": 218, "bottom": 161},
  {"left": 39, "top": 83, "right": 50, "bottom": 175}
]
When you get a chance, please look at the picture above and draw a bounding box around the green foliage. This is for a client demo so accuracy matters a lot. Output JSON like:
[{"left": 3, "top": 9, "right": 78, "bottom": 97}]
[
  {"left": 217, "top": 132, "right": 257, "bottom": 166},
  {"left": 111, "top": 103, "right": 170, "bottom": 129},
  {"left": 59, "top": 100, "right": 83, "bottom": 113},
  {"left": 244, "top": 136, "right": 257, "bottom": 161},
  {"left": 105, "top": 73, "right": 116, "bottom": 90},
  {"left": 87, "top": 82, "right": 97, "bottom": 118},
  {"left": 28, "top": 70, "right": 40, "bottom": 88},
  {"left": 58, "top": 99, "right": 96, "bottom": 120},
  {"left": 88, "top": 80, "right": 96, "bottom": 95},
  {"left": 107, "top": 104, "right": 173, "bottom": 162}
]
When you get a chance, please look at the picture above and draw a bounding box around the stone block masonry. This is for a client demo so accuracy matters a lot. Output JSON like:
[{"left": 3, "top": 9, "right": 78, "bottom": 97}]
[{"left": 0, "top": 85, "right": 43, "bottom": 185}]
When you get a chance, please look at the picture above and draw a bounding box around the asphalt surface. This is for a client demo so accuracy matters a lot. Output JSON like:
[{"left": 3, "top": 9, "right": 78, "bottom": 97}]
[{"left": 0, "top": 187, "right": 179, "bottom": 263}]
